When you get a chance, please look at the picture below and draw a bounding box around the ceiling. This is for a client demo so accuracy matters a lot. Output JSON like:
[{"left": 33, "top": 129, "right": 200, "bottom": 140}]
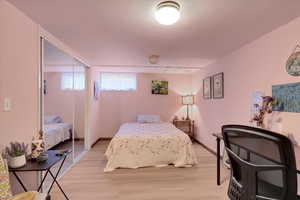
[
  {"left": 9, "top": 0, "right": 300, "bottom": 70},
  {"left": 44, "top": 40, "right": 85, "bottom": 72},
  {"left": 44, "top": 40, "right": 76, "bottom": 66},
  {"left": 43, "top": 39, "right": 196, "bottom": 73}
]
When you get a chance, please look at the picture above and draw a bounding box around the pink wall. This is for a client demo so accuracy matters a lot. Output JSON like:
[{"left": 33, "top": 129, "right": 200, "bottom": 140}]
[
  {"left": 192, "top": 16, "right": 300, "bottom": 152},
  {"left": 0, "top": 0, "right": 39, "bottom": 193},
  {"left": 94, "top": 72, "right": 193, "bottom": 138},
  {"left": 44, "top": 72, "right": 85, "bottom": 138},
  {"left": 2, "top": 0, "right": 300, "bottom": 193},
  {"left": 0, "top": 0, "right": 39, "bottom": 149}
]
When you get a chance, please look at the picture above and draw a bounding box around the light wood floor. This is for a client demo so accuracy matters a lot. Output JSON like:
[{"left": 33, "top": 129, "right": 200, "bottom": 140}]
[
  {"left": 50, "top": 141, "right": 228, "bottom": 200},
  {"left": 43, "top": 140, "right": 85, "bottom": 188}
]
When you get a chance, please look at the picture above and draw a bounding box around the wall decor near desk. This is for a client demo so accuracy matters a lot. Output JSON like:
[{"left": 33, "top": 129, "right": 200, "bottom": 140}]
[
  {"left": 213, "top": 73, "right": 224, "bottom": 99},
  {"left": 272, "top": 82, "right": 300, "bottom": 113},
  {"left": 203, "top": 76, "right": 212, "bottom": 99},
  {"left": 286, "top": 45, "right": 300, "bottom": 76}
]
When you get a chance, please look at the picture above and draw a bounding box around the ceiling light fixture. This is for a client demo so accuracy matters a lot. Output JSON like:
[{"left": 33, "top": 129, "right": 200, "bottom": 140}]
[
  {"left": 155, "top": 1, "right": 181, "bottom": 25},
  {"left": 149, "top": 55, "right": 160, "bottom": 64}
]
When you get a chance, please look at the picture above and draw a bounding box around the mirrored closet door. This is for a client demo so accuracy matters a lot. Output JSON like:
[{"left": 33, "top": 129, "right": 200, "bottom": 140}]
[
  {"left": 40, "top": 38, "right": 87, "bottom": 187},
  {"left": 71, "top": 60, "right": 86, "bottom": 161}
]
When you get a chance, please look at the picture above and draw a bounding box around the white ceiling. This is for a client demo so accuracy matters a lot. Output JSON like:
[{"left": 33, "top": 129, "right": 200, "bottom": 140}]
[
  {"left": 44, "top": 40, "right": 86, "bottom": 72},
  {"left": 9, "top": 0, "right": 300, "bottom": 70},
  {"left": 44, "top": 40, "right": 76, "bottom": 66},
  {"left": 43, "top": 39, "right": 197, "bottom": 73}
]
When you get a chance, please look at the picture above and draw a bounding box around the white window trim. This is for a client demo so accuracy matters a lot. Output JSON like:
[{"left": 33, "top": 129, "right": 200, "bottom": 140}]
[
  {"left": 61, "top": 72, "right": 85, "bottom": 91},
  {"left": 100, "top": 72, "right": 137, "bottom": 91}
]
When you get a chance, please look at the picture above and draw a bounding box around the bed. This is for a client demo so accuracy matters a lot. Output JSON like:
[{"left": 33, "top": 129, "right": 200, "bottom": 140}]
[
  {"left": 43, "top": 115, "right": 72, "bottom": 150},
  {"left": 104, "top": 119, "right": 198, "bottom": 172}
]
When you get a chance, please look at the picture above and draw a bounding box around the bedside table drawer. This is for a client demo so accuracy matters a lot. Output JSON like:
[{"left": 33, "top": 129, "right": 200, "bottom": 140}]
[
  {"left": 173, "top": 120, "right": 195, "bottom": 138},
  {"left": 179, "top": 126, "right": 190, "bottom": 133},
  {"left": 175, "top": 121, "right": 189, "bottom": 126}
]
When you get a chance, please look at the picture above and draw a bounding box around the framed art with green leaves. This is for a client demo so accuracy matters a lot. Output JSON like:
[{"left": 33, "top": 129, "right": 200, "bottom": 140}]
[
  {"left": 152, "top": 80, "right": 168, "bottom": 95},
  {"left": 203, "top": 77, "right": 212, "bottom": 99},
  {"left": 213, "top": 73, "right": 224, "bottom": 99}
]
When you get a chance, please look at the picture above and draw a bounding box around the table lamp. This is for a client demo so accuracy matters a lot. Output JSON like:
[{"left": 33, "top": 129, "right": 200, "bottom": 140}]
[{"left": 182, "top": 95, "right": 195, "bottom": 120}]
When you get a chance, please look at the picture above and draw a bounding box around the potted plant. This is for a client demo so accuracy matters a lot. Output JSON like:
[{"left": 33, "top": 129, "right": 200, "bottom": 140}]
[
  {"left": 4, "top": 142, "right": 28, "bottom": 168},
  {"left": 251, "top": 96, "right": 279, "bottom": 128}
]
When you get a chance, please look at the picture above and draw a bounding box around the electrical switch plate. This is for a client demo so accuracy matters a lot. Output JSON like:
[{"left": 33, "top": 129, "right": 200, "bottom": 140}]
[{"left": 4, "top": 98, "right": 11, "bottom": 112}]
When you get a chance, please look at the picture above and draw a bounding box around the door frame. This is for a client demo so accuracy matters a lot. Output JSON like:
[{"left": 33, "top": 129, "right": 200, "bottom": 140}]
[{"left": 38, "top": 27, "right": 91, "bottom": 151}]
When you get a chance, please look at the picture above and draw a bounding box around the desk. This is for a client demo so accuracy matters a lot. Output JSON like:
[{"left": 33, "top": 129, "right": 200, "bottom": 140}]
[
  {"left": 213, "top": 133, "right": 223, "bottom": 186},
  {"left": 9, "top": 150, "right": 71, "bottom": 199},
  {"left": 213, "top": 133, "right": 300, "bottom": 186}
]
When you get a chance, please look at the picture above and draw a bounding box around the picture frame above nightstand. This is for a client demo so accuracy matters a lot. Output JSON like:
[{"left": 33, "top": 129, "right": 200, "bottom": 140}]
[
  {"left": 212, "top": 72, "right": 224, "bottom": 99},
  {"left": 203, "top": 76, "right": 212, "bottom": 99},
  {"left": 203, "top": 73, "right": 224, "bottom": 100}
]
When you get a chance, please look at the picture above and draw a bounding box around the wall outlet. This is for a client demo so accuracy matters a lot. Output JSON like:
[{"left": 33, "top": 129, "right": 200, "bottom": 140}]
[{"left": 4, "top": 98, "right": 12, "bottom": 112}]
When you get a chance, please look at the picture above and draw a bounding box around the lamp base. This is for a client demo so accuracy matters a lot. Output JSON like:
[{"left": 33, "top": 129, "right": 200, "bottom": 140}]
[
  {"left": 185, "top": 104, "right": 191, "bottom": 121},
  {"left": 185, "top": 116, "right": 191, "bottom": 121}
]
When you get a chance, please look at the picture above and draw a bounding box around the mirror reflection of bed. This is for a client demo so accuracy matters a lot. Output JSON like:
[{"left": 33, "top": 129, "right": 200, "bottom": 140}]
[
  {"left": 44, "top": 115, "right": 72, "bottom": 151},
  {"left": 41, "top": 40, "right": 87, "bottom": 189},
  {"left": 43, "top": 115, "right": 84, "bottom": 158}
]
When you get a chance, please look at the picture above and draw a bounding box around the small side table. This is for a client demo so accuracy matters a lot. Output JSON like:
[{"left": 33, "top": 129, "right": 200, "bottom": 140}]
[
  {"left": 173, "top": 119, "right": 195, "bottom": 139},
  {"left": 9, "top": 150, "right": 71, "bottom": 200}
]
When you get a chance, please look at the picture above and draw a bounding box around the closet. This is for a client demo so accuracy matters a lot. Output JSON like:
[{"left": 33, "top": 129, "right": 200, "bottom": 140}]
[{"left": 40, "top": 39, "right": 88, "bottom": 187}]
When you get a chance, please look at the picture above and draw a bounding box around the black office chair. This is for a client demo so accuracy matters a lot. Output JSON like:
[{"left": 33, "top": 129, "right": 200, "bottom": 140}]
[{"left": 222, "top": 125, "right": 300, "bottom": 200}]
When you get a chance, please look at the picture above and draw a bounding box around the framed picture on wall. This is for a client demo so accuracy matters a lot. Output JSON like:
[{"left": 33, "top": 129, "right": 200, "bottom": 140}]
[
  {"left": 152, "top": 80, "right": 168, "bottom": 95},
  {"left": 213, "top": 72, "right": 224, "bottom": 99},
  {"left": 203, "top": 77, "right": 212, "bottom": 99}
]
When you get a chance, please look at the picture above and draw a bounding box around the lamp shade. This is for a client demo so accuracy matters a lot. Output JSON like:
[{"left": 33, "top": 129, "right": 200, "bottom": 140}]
[{"left": 182, "top": 95, "right": 195, "bottom": 105}]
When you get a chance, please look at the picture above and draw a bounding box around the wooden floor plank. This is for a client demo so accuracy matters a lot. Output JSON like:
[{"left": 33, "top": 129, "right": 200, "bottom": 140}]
[{"left": 51, "top": 141, "right": 228, "bottom": 200}]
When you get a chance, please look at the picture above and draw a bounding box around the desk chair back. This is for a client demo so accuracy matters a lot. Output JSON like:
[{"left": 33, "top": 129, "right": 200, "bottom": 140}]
[{"left": 222, "top": 125, "right": 298, "bottom": 200}]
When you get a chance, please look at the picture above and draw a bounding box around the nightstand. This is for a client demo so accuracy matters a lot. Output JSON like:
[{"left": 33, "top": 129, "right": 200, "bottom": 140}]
[{"left": 173, "top": 119, "right": 195, "bottom": 139}]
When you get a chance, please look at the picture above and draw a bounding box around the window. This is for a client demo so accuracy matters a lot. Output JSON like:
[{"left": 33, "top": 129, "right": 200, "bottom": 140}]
[
  {"left": 100, "top": 73, "right": 137, "bottom": 91},
  {"left": 61, "top": 72, "right": 85, "bottom": 90}
]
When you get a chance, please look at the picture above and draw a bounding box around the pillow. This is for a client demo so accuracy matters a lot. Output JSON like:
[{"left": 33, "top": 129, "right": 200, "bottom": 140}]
[
  {"left": 9, "top": 191, "right": 41, "bottom": 200},
  {"left": 0, "top": 156, "right": 12, "bottom": 199},
  {"left": 44, "top": 115, "right": 62, "bottom": 124},
  {"left": 137, "top": 115, "right": 161, "bottom": 123}
]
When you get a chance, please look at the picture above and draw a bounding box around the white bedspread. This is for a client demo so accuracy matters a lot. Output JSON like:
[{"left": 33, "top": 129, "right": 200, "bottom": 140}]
[
  {"left": 44, "top": 123, "right": 72, "bottom": 150},
  {"left": 104, "top": 122, "right": 198, "bottom": 172}
]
